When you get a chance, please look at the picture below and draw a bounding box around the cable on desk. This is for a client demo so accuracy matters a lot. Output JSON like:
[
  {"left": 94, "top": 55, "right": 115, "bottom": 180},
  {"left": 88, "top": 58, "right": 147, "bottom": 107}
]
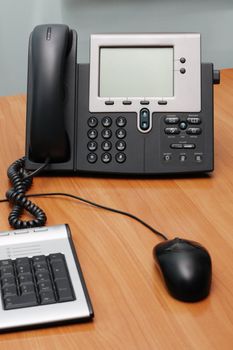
[
  {"left": 1, "top": 157, "right": 168, "bottom": 241},
  {"left": 5, "top": 157, "right": 49, "bottom": 229}
]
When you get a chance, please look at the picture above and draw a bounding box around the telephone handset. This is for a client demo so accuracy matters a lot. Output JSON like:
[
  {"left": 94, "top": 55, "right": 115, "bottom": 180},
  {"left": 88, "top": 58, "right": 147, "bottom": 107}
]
[
  {"left": 26, "top": 24, "right": 77, "bottom": 165},
  {"left": 25, "top": 24, "right": 220, "bottom": 175}
]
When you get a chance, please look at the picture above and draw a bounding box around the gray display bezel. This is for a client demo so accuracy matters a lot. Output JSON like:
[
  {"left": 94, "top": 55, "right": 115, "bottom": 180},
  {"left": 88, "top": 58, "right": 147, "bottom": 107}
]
[{"left": 89, "top": 33, "right": 201, "bottom": 133}]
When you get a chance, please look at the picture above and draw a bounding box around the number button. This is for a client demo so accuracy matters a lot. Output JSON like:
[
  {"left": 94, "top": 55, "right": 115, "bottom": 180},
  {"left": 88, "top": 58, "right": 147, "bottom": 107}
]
[
  {"left": 102, "top": 129, "right": 112, "bottom": 139},
  {"left": 87, "top": 129, "right": 98, "bottom": 139},
  {"left": 102, "top": 117, "right": 112, "bottom": 127},
  {"left": 87, "top": 141, "right": 98, "bottom": 151},
  {"left": 115, "top": 153, "right": 126, "bottom": 163},
  {"left": 87, "top": 153, "right": 97, "bottom": 163},
  {"left": 102, "top": 141, "right": 112, "bottom": 151},
  {"left": 116, "top": 129, "right": 126, "bottom": 139},
  {"left": 116, "top": 116, "right": 127, "bottom": 127},
  {"left": 101, "top": 153, "right": 112, "bottom": 163},
  {"left": 88, "top": 117, "right": 98, "bottom": 128},
  {"left": 116, "top": 140, "right": 126, "bottom": 151}
]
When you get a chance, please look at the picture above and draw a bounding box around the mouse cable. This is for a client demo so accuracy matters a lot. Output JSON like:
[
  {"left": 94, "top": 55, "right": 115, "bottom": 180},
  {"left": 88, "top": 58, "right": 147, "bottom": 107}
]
[{"left": 0, "top": 157, "right": 168, "bottom": 241}]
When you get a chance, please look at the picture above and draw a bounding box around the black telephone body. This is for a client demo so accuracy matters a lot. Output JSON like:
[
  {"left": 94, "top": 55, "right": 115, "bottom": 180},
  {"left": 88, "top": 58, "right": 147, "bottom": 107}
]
[{"left": 25, "top": 24, "right": 220, "bottom": 175}]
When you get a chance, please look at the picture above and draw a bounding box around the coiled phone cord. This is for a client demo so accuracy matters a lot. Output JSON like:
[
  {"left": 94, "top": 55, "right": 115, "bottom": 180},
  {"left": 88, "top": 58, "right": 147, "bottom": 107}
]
[
  {"left": 5, "top": 157, "right": 49, "bottom": 229},
  {"left": 2, "top": 157, "right": 168, "bottom": 241}
]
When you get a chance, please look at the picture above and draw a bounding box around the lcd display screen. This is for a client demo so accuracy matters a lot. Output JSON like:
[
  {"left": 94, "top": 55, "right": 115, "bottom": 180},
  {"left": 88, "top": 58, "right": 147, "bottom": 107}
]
[{"left": 99, "top": 47, "right": 174, "bottom": 98}]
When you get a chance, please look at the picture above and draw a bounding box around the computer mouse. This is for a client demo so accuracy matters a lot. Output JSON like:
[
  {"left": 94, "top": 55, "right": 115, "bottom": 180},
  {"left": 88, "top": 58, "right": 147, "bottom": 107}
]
[{"left": 153, "top": 238, "right": 212, "bottom": 302}]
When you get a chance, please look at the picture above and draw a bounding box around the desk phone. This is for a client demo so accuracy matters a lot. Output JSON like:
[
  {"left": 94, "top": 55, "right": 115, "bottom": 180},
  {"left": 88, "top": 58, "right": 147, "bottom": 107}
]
[{"left": 25, "top": 25, "right": 220, "bottom": 175}]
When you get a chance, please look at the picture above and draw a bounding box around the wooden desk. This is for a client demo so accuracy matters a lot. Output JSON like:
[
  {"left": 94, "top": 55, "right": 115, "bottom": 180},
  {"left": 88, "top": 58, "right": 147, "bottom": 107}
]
[{"left": 0, "top": 69, "right": 233, "bottom": 349}]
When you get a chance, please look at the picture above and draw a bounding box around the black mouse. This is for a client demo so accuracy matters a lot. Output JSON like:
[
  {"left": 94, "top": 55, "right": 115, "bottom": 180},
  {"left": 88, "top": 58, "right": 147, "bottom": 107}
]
[{"left": 153, "top": 238, "right": 212, "bottom": 302}]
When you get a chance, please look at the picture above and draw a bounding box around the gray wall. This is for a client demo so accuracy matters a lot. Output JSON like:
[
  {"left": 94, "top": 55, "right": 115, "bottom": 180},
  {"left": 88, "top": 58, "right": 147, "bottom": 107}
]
[{"left": 0, "top": 0, "right": 232, "bottom": 96}]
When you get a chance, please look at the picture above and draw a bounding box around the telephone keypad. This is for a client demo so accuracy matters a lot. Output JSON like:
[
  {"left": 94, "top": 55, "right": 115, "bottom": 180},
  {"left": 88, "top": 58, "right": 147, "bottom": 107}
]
[
  {"left": 102, "top": 117, "right": 112, "bottom": 127},
  {"left": 115, "top": 153, "right": 126, "bottom": 163},
  {"left": 87, "top": 129, "right": 98, "bottom": 139},
  {"left": 116, "top": 128, "right": 126, "bottom": 139},
  {"left": 116, "top": 117, "right": 127, "bottom": 127},
  {"left": 116, "top": 140, "right": 126, "bottom": 151},
  {"left": 101, "top": 153, "right": 112, "bottom": 163},
  {"left": 88, "top": 117, "right": 98, "bottom": 128},
  {"left": 102, "top": 129, "right": 112, "bottom": 139},
  {"left": 86, "top": 116, "right": 128, "bottom": 165},
  {"left": 87, "top": 141, "right": 98, "bottom": 151},
  {"left": 102, "top": 141, "right": 112, "bottom": 151},
  {"left": 87, "top": 153, "right": 97, "bottom": 163}
]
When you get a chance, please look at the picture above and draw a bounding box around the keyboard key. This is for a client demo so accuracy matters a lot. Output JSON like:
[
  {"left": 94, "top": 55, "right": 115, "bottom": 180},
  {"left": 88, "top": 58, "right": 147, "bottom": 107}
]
[
  {"left": 49, "top": 253, "right": 64, "bottom": 263},
  {"left": 19, "top": 274, "right": 33, "bottom": 285},
  {"left": 55, "top": 278, "right": 74, "bottom": 302},
  {"left": 4, "top": 293, "right": 38, "bottom": 310},
  {"left": 33, "top": 262, "right": 49, "bottom": 273},
  {"left": 39, "top": 291, "right": 56, "bottom": 305},
  {"left": 2, "top": 285, "right": 17, "bottom": 297},
  {"left": 21, "top": 283, "right": 35, "bottom": 295},
  {"left": 0, "top": 259, "right": 13, "bottom": 268},
  {"left": 51, "top": 261, "right": 68, "bottom": 280},
  {"left": 32, "top": 255, "right": 47, "bottom": 264},
  {"left": 1, "top": 276, "right": 16, "bottom": 287},
  {"left": 36, "top": 271, "right": 51, "bottom": 283},
  {"left": 0, "top": 265, "right": 14, "bottom": 277},
  {"left": 57, "top": 288, "right": 74, "bottom": 302},
  {"left": 15, "top": 257, "right": 30, "bottom": 266},
  {"left": 17, "top": 264, "right": 31, "bottom": 275},
  {"left": 38, "top": 280, "right": 53, "bottom": 292}
]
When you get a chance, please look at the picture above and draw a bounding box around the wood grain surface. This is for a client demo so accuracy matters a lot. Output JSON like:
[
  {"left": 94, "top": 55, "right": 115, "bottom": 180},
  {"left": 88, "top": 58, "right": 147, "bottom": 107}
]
[{"left": 0, "top": 69, "right": 233, "bottom": 349}]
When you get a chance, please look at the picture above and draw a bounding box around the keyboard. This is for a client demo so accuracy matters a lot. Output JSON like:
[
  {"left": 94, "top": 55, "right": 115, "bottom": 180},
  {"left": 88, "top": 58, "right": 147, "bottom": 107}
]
[{"left": 0, "top": 224, "right": 94, "bottom": 331}]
